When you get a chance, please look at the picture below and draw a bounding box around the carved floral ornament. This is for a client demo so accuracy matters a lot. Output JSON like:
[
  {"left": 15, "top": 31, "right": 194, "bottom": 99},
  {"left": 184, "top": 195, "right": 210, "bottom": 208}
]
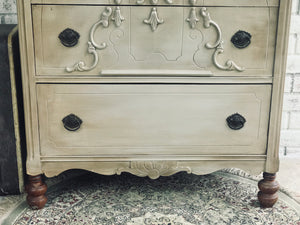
[
  {"left": 144, "top": 8, "right": 164, "bottom": 31},
  {"left": 66, "top": 6, "right": 244, "bottom": 73},
  {"left": 117, "top": 161, "right": 192, "bottom": 179}
]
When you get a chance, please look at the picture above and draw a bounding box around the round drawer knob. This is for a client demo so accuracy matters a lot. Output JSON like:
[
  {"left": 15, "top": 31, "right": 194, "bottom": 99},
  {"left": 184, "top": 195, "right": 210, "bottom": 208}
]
[
  {"left": 226, "top": 113, "right": 246, "bottom": 130},
  {"left": 231, "top": 30, "right": 252, "bottom": 49},
  {"left": 58, "top": 28, "right": 80, "bottom": 47},
  {"left": 62, "top": 114, "right": 82, "bottom": 131}
]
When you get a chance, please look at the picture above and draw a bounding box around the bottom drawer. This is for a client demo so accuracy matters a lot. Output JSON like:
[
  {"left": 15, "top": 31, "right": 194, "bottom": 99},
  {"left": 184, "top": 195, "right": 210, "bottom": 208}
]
[{"left": 37, "top": 84, "right": 271, "bottom": 156}]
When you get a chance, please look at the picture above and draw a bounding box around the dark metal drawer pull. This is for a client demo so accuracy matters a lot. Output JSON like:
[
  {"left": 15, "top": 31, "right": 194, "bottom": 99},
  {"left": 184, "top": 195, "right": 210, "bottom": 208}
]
[
  {"left": 62, "top": 114, "right": 82, "bottom": 131},
  {"left": 231, "top": 30, "right": 252, "bottom": 49},
  {"left": 226, "top": 113, "right": 246, "bottom": 130},
  {"left": 59, "top": 28, "right": 80, "bottom": 47}
]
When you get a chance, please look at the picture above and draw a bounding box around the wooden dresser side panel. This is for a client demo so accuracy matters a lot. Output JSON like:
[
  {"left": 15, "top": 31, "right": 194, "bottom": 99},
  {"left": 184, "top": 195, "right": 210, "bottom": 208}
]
[
  {"left": 17, "top": 0, "right": 42, "bottom": 175},
  {"left": 266, "top": 0, "right": 293, "bottom": 173}
]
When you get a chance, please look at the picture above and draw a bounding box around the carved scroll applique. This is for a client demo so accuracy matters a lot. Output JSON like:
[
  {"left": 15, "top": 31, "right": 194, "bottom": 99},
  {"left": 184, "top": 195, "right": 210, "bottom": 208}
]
[
  {"left": 66, "top": 7, "right": 112, "bottom": 73},
  {"left": 117, "top": 161, "right": 192, "bottom": 179},
  {"left": 200, "top": 7, "right": 245, "bottom": 72},
  {"left": 213, "top": 41, "right": 245, "bottom": 71},
  {"left": 144, "top": 8, "right": 164, "bottom": 31}
]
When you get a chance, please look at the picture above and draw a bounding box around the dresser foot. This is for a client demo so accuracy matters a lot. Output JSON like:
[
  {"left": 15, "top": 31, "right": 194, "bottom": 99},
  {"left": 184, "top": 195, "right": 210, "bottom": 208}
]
[
  {"left": 25, "top": 175, "right": 48, "bottom": 209},
  {"left": 258, "top": 172, "right": 279, "bottom": 208}
]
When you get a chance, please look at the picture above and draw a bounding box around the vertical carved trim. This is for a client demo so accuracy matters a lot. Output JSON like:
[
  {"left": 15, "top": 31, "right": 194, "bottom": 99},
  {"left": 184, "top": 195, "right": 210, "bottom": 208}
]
[
  {"left": 186, "top": 7, "right": 199, "bottom": 29},
  {"left": 144, "top": 7, "right": 164, "bottom": 31},
  {"left": 200, "top": 7, "right": 245, "bottom": 72},
  {"left": 112, "top": 6, "right": 125, "bottom": 27},
  {"left": 66, "top": 7, "right": 112, "bottom": 73}
]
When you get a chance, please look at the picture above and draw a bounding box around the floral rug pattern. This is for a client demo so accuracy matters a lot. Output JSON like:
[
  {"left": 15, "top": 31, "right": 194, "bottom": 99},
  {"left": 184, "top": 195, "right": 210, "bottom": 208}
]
[{"left": 8, "top": 172, "right": 300, "bottom": 225}]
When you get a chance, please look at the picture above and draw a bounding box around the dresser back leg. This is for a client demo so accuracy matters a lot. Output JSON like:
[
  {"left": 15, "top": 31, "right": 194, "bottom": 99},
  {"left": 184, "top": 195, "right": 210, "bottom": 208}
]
[
  {"left": 25, "top": 175, "right": 48, "bottom": 209},
  {"left": 258, "top": 172, "right": 279, "bottom": 208}
]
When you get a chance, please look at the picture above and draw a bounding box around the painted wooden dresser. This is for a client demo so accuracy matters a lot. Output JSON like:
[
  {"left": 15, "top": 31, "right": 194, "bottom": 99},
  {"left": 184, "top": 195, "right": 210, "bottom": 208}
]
[{"left": 17, "top": 0, "right": 292, "bottom": 209}]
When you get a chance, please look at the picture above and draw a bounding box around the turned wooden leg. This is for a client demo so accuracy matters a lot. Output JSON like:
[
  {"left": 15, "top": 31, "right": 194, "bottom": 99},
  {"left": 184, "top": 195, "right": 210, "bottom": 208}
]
[
  {"left": 258, "top": 172, "right": 279, "bottom": 208},
  {"left": 25, "top": 175, "right": 48, "bottom": 209}
]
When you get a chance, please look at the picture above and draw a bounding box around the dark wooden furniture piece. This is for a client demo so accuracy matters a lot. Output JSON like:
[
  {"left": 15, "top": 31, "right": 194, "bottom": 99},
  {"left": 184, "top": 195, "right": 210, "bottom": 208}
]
[{"left": 0, "top": 25, "right": 26, "bottom": 195}]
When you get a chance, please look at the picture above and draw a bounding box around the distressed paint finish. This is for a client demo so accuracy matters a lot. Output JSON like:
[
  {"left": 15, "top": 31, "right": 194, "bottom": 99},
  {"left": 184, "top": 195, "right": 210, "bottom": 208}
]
[
  {"left": 36, "top": 84, "right": 271, "bottom": 156},
  {"left": 31, "top": 5, "right": 277, "bottom": 76},
  {"left": 16, "top": 0, "right": 291, "bottom": 208}
]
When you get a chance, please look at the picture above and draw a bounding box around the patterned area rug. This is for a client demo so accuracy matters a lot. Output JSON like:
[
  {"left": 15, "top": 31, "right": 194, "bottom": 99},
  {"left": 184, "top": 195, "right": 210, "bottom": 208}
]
[{"left": 3, "top": 171, "right": 300, "bottom": 225}]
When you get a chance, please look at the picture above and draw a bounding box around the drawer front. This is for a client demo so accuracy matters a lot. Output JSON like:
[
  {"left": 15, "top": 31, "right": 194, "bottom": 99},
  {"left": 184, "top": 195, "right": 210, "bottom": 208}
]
[
  {"left": 32, "top": 5, "right": 277, "bottom": 77},
  {"left": 37, "top": 84, "right": 271, "bottom": 156}
]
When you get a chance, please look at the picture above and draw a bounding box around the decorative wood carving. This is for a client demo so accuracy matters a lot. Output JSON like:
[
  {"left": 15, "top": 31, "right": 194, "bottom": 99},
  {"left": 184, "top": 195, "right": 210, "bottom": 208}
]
[
  {"left": 212, "top": 42, "right": 245, "bottom": 71},
  {"left": 138, "top": 0, "right": 172, "bottom": 31},
  {"left": 258, "top": 172, "right": 280, "bottom": 208},
  {"left": 200, "top": 7, "right": 245, "bottom": 72},
  {"left": 117, "top": 161, "right": 192, "bottom": 179},
  {"left": 25, "top": 175, "right": 48, "bottom": 210},
  {"left": 65, "top": 6, "right": 248, "bottom": 73},
  {"left": 186, "top": 0, "right": 199, "bottom": 29},
  {"left": 64, "top": 5, "right": 246, "bottom": 73},
  {"left": 186, "top": 7, "right": 199, "bottom": 29},
  {"left": 112, "top": 0, "right": 124, "bottom": 27},
  {"left": 144, "top": 8, "right": 164, "bottom": 31},
  {"left": 66, "top": 7, "right": 112, "bottom": 72},
  {"left": 112, "top": 6, "right": 125, "bottom": 27}
]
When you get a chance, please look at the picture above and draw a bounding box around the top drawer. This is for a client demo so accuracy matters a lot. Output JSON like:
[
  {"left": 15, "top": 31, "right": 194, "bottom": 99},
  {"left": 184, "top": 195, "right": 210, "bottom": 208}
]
[{"left": 32, "top": 4, "right": 278, "bottom": 77}]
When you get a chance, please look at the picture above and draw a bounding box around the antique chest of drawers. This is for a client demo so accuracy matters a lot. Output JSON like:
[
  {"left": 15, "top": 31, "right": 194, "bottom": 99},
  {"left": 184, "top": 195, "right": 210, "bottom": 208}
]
[{"left": 17, "top": 0, "right": 292, "bottom": 209}]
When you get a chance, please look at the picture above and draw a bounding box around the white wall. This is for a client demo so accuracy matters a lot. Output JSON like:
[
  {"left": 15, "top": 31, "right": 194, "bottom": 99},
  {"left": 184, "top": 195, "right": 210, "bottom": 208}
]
[
  {"left": 1, "top": 0, "right": 299, "bottom": 156},
  {"left": 0, "top": 0, "right": 16, "bottom": 24}
]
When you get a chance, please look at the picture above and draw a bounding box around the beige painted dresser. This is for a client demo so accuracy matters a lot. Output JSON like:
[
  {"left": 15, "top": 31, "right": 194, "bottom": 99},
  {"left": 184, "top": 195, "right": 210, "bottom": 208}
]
[{"left": 17, "top": 0, "right": 292, "bottom": 209}]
